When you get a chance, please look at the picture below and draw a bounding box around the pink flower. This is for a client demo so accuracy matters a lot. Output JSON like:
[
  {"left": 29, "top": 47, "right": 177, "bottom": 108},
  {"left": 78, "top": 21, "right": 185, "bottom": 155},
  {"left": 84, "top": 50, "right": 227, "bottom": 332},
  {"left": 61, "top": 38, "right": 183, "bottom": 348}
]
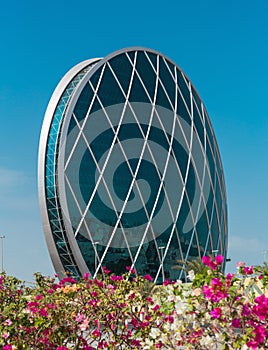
[
  {"left": 153, "top": 304, "right": 160, "bottom": 311},
  {"left": 203, "top": 285, "right": 213, "bottom": 299},
  {"left": 110, "top": 275, "right": 123, "bottom": 281},
  {"left": 83, "top": 272, "right": 90, "bottom": 280},
  {"left": 202, "top": 256, "right": 217, "bottom": 270},
  {"left": 202, "top": 255, "right": 212, "bottom": 266},
  {"left": 39, "top": 308, "right": 48, "bottom": 317},
  {"left": 131, "top": 318, "right": 139, "bottom": 328},
  {"left": 3, "top": 345, "right": 12, "bottom": 350},
  {"left": 144, "top": 274, "right": 153, "bottom": 281},
  {"left": 56, "top": 347, "right": 68, "bottom": 350},
  {"left": 163, "top": 278, "right": 170, "bottom": 286},
  {"left": 102, "top": 266, "right": 110, "bottom": 274},
  {"left": 210, "top": 307, "right": 222, "bottom": 319},
  {"left": 131, "top": 340, "right": 141, "bottom": 346},
  {"left": 215, "top": 255, "right": 224, "bottom": 265},
  {"left": 3, "top": 332, "right": 9, "bottom": 339},
  {"left": 146, "top": 297, "right": 154, "bottom": 305},
  {"left": 80, "top": 318, "right": 90, "bottom": 331},
  {"left": 59, "top": 276, "right": 76, "bottom": 285},
  {"left": 128, "top": 292, "right": 135, "bottom": 299},
  {"left": 92, "top": 328, "right": 101, "bottom": 337},
  {"left": 232, "top": 318, "right": 241, "bottom": 328},
  {"left": 253, "top": 294, "right": 268, "bottom": 320},
  {"left": 236, "top": 261, "right": 245, "bottom": 268},
  {"left": 4, "top": 319, "right": 12, "bottom": 326},
  {"left": 244, "top": 266, "right": 254, "bottom": 275},
  {"left": 126, "top": 266, "right": 136, "bottom": 274},
  {"left": 75, "top": 313, "right": 85, "bottom": 322}
]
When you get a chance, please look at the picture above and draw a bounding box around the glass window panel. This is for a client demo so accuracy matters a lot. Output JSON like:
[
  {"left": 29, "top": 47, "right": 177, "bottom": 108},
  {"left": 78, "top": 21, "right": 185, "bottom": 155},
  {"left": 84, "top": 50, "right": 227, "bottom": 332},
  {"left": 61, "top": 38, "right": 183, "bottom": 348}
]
[
  {"left": 146, "top": 52, "right": 158, "bottom": 69},
  {"left": 74, "top": 83, "right": 94, "bottom": 123},
  {"left": 127, "top": 51, "right": 135, "bottom": 63},
  {"left": 97, "top": 65, "right": 125, "bottom": 108},
  {"left": 195, "top": 205, "right": 209, "bottom": 255},
  {"left": 135, "top": 51, "right": 157, "bottom": 101},
  {"left": 193, "top": 102, "right": 205, "bottom": 146},
  {"left": 159, "top": 57, "right": 176, "bottom": 109},
  {"left": 176, "top": 69, "right": 191, "bottom": 111},
  {"left": 156, "top": 83, "right": 173, "bottom": 111},
  {"left": 89, "top": 68, "right": 102, "bottom": 89},
  {"left": 206, "top": 141, "right": 215, "bottom": 185},
  {"left": 191, "top": 88, "right": 202, "bottom": 118},
  {"left": 176, "top": 89, "right": 191, "bottom": 126},
  {"left": 210, "top": 208, "right": 220, "bottom": 251},
  {"left": 129, "top": 73, "right": 151, "bottom": 103},
  {"left": 109, "top": 53, "right": 133, "bottom": 95}
]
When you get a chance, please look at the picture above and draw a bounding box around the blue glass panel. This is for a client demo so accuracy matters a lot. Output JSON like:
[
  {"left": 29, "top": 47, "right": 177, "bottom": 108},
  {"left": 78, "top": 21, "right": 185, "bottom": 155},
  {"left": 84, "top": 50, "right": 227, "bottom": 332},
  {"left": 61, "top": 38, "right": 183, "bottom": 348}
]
[
  {"left": 195, "top": 209, "right": 209, "bottom": 254},
  {"left": 159, "top": 57, "right": 176, "bottom": 109},
  {"left": 156, "top": 83, "right": 172, "bottom": 111},
  {"left": 206, "top": 142, "right": 215, "bottom": 184},
  {"left": 193, "top": 103, "right": 205, "bottom": 146},
  {"left": 97, "top": 65, "right": 125, "bottom": 107},
  {"left": 129, "top": 74, "right": 151, "bottom": 103},
  {"left": 89, "top": 68, "right": 102, "bottom": 89},
  {"left": 127, "top": 51, "right": 135, "bottom": 63},
  {"left": 176, "top": 89, "right": 191, "bottom": 126},
  {"left": 146, "top": 52, "right": 157, "bottom": 69},
  {"left": 74, "top": 83, "right": 94, "bottom": 123},
  {"left": 135, "top": 51, "right": 157, "bottom": 101},
  {"left": 109, "top": 53, "right": 133, "bottom": 95},
  {"left": 210, "top": 210, "right": 220, "bottom": 250},
  {"left": 176, "top": 69, "right": 191, "bottom": 113}
]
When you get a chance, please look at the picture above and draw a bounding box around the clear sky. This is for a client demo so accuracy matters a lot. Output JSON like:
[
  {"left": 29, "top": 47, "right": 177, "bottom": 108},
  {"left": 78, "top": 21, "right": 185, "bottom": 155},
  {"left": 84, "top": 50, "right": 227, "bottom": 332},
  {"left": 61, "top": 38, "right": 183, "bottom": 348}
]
[{"left": 0, "top": 0, "right": 267, "bottom": 282}]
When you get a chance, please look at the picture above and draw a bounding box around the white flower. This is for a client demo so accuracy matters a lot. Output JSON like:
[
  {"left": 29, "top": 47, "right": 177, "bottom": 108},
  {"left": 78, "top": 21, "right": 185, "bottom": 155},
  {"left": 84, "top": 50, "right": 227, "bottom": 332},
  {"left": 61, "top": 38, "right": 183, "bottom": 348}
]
[
  {"left": 187, "top": 269, "right": 195, "bottom": 281},
  {"left": 175, "top": 299, "right": 188, "bottom": 314},
  {"left": 149, "top": 327, "right": 161, "bottom": 339},
  {"left": 199, "top": 335, "right": 214, "bottom": 347}
]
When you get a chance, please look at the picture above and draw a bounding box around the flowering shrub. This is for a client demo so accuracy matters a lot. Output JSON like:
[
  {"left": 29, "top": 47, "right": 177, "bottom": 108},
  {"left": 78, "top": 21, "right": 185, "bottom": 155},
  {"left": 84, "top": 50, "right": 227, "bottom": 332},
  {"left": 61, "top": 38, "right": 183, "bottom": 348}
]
[{"left": 0, "top": 258, "right": 267, "bottom": 349}]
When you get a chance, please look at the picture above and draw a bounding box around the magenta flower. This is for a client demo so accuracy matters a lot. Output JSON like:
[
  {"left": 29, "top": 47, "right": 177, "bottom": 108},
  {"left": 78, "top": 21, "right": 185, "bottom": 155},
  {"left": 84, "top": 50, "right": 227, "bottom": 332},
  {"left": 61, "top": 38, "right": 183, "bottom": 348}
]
[
  {"left": 59, "top": 276, "right": 76, "bottom": 285},
  {"left": 163, "top": 278, "right": 170, "bottom": 286},
  {"left": 39, "top": 308, "right": 48, "bottom": 317},
  {"left": 110, "top": 275, "right": 123, "bottom": 281},
  {"left": 83, "top": 272, "right": 90, "bottom": 280},
  {"left": 244, "top": 266, "right": 254, "bottom": 275},
  {"left": 126, "top": 266, "right": 136, "bottom": 274},
  {"left": 232, "top": 318, "right": 241, "bottom": 328},
  {"left": 92, "top": 328, "right": 101, "bottom": 337},
  {"left": 144, "top": 274, "right": 153, "bottom": 281},
  {"left": 131, "top": 339, "right": 141, "bottom": 346},
  {"left": 210, "top": 307, "right": 222, "bottom": 319},
  {"left": 102, "top": 266, "right": 111, "bottom": 274},
  {"left": 3, "top": 345, "right": 12, "bottom": 350},
  {"left": 215, "top": 255, "right": 224, "bottom": 264},
  {"left": 202, "top": 255, "right": 212, "bottom": 266}
]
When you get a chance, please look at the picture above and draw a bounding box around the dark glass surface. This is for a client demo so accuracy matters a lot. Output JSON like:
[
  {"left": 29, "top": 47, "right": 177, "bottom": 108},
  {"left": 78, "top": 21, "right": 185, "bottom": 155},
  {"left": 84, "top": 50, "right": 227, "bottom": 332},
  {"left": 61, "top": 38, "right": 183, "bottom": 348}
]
[{"left": 135, "top": 51, "right": 157, "bottom": 101}]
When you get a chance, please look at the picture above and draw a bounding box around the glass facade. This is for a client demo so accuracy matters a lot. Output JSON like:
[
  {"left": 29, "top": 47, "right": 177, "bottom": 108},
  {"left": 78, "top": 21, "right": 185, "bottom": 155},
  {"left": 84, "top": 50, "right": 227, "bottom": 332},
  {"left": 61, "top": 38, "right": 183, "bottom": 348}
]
[{"left": 39, "top": 48, "right": 228, "bottom": 282}]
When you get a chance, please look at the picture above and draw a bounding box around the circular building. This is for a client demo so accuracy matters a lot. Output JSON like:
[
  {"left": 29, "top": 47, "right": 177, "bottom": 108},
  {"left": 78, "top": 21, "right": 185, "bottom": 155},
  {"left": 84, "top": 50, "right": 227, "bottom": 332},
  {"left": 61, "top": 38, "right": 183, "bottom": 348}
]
[{"left": 38, "top": 48, "right": 228, "bottom": 282}]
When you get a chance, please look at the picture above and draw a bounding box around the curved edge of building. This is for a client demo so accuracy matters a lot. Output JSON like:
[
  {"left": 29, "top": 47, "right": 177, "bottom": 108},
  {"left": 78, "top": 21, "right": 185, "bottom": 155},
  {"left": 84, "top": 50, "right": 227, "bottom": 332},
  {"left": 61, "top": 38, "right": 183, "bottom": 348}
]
[{"left": 38, "top": 58, "right": 102, "bottom": 278}]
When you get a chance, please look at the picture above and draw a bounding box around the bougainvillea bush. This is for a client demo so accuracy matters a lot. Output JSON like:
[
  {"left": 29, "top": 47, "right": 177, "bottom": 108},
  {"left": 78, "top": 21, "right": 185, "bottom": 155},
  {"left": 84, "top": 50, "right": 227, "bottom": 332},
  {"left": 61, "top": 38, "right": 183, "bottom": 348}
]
[{"left": 0, "top": 258, "right": 267, "bottom": 349}]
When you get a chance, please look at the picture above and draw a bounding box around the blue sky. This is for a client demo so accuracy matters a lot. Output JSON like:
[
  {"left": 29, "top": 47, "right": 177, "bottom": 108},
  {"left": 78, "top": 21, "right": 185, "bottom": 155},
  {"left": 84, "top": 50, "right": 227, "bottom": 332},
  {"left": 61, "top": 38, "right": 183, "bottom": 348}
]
[{"left": 0, "top": 0, "right": 267, "bottom": 281}]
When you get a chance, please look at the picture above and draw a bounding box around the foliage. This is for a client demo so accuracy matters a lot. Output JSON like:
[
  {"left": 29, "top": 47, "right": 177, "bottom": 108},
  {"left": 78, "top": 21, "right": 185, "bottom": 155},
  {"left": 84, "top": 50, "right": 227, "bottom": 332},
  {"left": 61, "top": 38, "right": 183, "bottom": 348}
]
[
  {"left": 0, "top": 260, "right": 267, "bottom": 349},
  {"left": 173, "top": 256, "right": 209, "bottom": 276}
]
